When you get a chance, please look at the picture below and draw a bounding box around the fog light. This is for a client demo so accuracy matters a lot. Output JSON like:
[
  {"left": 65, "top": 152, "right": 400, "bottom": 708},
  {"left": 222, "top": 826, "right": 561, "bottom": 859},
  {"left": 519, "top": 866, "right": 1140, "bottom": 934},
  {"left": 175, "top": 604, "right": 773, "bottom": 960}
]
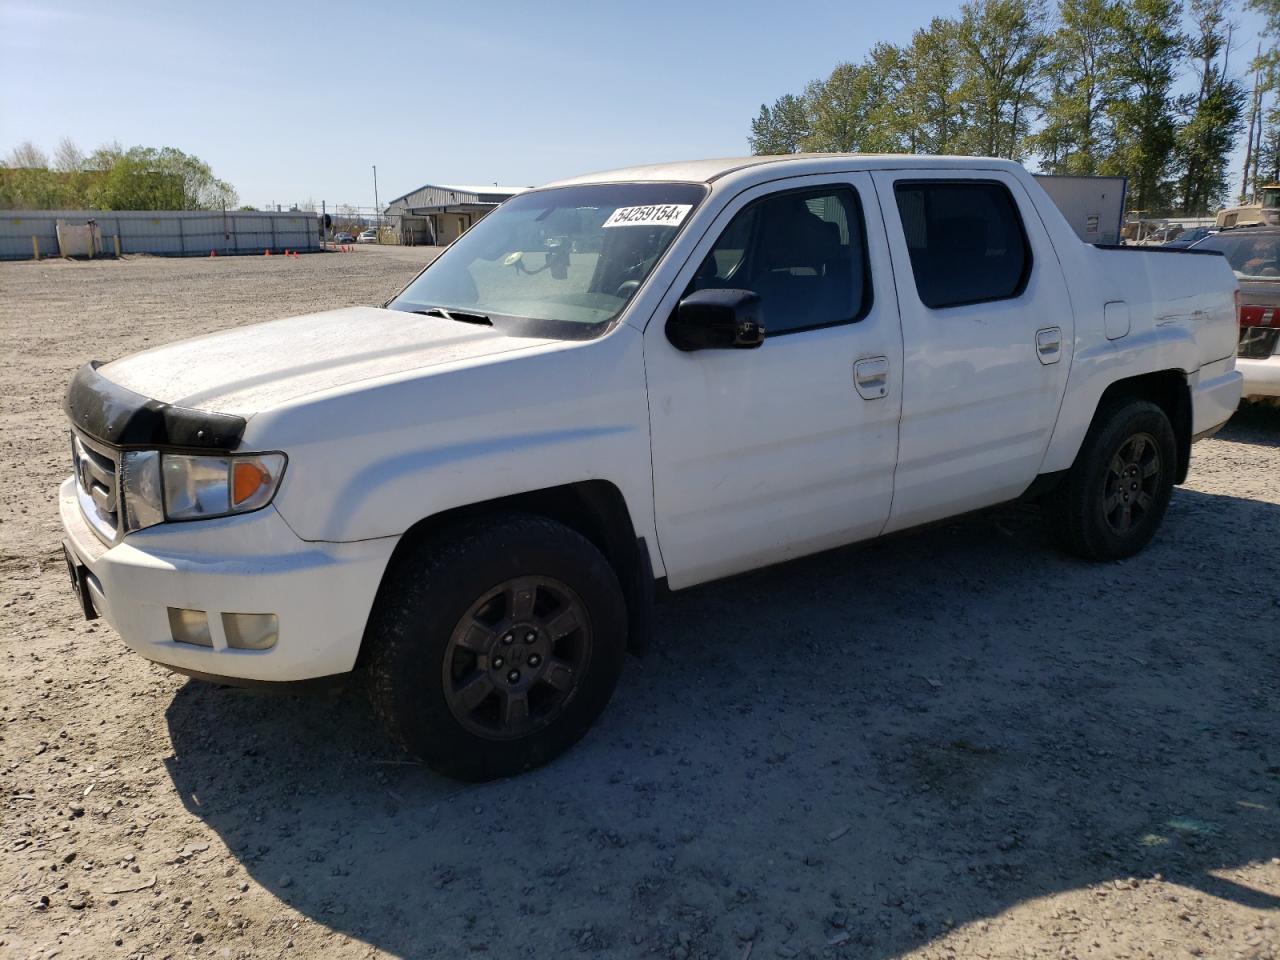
[
  {"left": 222, "top": 612, "right": 278, "bottom": 650},
  {"left": 168, "top": 607, "right": 212, "bottom": 647}
]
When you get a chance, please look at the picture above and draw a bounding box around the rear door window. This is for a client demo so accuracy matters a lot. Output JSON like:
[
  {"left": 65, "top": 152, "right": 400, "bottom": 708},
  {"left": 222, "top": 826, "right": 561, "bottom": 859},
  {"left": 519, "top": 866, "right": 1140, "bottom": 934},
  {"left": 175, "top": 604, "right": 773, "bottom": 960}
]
[{"left": 893, "top": 181, "right": 1031, "bottom": 309}]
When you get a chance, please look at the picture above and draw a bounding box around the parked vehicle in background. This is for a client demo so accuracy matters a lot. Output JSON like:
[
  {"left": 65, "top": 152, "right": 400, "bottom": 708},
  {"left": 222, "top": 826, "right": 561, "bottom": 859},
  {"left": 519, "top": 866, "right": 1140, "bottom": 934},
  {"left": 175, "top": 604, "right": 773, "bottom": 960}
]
[
  {"left": 333, "top": 232, "right": 356, "bottom": 244},
  {"left": 1191, "top": 227, "right": 1280, "bottom": 402},
  {"left": 1164, "top": 226, "right": 1215, "bottom": 248},
  {"left": 1137, "top": 224, "right": 1185, "bottom": 246},
  {"left": 58, "top": 155, "right": 1242, "bottom": 781},
  {"left": 358, "top": 229, "right": 378, "bottom": 243},
  {"left": 1215, "top": 184, "right": 1280, "bottom": 229}
]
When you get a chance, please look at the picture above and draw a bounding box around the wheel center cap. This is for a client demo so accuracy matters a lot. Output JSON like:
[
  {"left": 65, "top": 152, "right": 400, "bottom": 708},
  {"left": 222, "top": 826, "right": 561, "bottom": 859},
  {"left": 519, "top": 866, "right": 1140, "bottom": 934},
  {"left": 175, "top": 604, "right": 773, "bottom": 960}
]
[{"left": 492, "top": 622, "right": 544, "bottom": 682}]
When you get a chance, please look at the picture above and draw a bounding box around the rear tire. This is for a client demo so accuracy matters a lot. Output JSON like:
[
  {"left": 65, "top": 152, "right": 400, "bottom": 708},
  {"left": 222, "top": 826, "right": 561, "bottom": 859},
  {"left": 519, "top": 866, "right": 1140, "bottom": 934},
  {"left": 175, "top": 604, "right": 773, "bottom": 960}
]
[
  {"left": 366, "top": 513, "right": 627, "bottom": 781},
  {"left": 1045, "top": 399, "right": 1177, "bottom": 561}
]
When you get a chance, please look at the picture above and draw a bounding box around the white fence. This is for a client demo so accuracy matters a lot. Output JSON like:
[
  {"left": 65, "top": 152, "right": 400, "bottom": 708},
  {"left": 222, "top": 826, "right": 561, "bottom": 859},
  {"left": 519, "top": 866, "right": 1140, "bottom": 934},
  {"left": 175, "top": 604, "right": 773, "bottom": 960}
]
[{"left": 0, "top": 209, "right": 320, "bottom": 260}]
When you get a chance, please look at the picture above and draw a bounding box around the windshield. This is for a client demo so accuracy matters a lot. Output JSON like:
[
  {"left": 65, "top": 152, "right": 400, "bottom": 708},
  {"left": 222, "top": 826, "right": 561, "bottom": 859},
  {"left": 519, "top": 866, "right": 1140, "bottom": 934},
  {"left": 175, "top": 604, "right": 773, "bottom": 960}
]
[
  {"left": 388, "top": 182, "right": 708, "bottom": 339},
  {"left": 1194, "top": 231, "right": 1280, "bottom": 279}
]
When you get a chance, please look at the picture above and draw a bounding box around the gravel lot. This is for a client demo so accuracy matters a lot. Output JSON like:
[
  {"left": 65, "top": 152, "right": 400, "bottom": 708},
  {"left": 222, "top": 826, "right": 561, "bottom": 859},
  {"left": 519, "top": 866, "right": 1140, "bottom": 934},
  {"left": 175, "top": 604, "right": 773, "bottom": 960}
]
[{"left": 1, "top": 248, "right": 1277, "bottom": 960}]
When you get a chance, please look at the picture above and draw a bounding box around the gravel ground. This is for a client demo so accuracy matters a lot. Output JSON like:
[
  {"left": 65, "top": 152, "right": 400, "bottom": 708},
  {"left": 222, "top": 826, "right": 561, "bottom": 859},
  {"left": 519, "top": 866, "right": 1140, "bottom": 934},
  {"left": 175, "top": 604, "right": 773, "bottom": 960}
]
[{"left": 1, "top": 248, "right": 1277, "bottom": 960}]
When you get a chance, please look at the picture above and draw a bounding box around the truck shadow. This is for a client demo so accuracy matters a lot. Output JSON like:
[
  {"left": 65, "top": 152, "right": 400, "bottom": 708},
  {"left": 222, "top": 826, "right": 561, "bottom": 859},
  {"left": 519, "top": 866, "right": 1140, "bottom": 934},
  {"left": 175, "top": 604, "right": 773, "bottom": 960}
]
[
  {"left": 1222, "top": 401, "right": 1280, "bottom": 446},
  {"left": 164, "top": 485, "right": 1280, "bottom": 958}
]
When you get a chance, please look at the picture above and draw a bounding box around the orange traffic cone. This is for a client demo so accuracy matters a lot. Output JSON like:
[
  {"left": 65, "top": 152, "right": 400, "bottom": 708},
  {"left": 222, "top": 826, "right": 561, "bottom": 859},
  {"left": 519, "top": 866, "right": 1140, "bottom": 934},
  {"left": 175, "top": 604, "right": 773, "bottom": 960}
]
[
  {"left": 264, "top": 248, "right": 270, "bottom": 257},
  {"left": 209, "top": 250, "right": 215, "bottom": 257}
]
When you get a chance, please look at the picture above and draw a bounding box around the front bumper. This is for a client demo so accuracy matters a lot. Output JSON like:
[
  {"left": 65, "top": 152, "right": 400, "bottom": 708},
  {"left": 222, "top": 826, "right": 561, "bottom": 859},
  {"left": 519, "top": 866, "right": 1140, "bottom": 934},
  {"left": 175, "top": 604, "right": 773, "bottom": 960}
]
[
  {"left": 1238, "top": 356, "right": 1280, "bottom": 399},
  {"left": 59, "top": 477, "right": 397, "bottom": 682}
]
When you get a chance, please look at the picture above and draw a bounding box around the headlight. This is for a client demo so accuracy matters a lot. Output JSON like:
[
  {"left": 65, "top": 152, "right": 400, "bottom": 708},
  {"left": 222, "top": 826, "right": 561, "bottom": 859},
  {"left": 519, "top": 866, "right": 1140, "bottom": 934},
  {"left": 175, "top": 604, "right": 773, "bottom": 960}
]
[
  {"left": 120, "top": 451, "right": 286, "bottom": 532},
  {"left": 119, "top": 450, "right": 164, "bottom": 532}
]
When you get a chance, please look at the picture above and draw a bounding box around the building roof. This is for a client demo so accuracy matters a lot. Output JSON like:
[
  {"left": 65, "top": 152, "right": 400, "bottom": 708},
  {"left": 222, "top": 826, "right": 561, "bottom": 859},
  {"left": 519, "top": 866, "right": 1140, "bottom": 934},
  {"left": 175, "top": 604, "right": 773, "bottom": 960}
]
[{"left": 383, "top": 182, "right": 528, "bottom": 209}]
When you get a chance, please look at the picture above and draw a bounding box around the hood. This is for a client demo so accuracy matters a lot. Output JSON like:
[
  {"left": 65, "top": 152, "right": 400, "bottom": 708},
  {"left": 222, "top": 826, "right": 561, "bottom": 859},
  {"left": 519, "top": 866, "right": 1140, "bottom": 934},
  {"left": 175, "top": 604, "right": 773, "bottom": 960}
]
[{"left": 99, "top": 306, "right": 555, "bottom": 415}]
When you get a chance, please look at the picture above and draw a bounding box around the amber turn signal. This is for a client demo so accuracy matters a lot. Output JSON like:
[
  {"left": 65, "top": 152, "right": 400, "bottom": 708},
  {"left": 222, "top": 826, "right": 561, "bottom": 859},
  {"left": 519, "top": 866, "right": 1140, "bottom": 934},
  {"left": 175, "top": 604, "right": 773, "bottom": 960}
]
[{"left": 232, "top": 460, "right": 271, "bottom": 506}]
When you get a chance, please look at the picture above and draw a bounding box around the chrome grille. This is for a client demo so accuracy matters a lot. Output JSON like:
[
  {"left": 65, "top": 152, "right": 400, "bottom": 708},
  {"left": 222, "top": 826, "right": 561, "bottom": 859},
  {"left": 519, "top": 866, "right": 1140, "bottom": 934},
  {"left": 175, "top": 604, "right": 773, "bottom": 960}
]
[
  {"left": 72, "top": 432, "right": 120, "bottom": 542},
  {"left": 1238, "top": 326, "right": 1280, "bottom": 360}
]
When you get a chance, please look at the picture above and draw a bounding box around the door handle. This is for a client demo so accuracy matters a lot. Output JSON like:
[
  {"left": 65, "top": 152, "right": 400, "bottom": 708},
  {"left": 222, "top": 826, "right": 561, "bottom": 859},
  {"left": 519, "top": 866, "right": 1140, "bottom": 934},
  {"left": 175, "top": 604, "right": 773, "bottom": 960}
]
[
  {"left": 853, "top": 356, "right": 889, "bottom": 399},
  {"left": 1036, "top": 327, "right": 1062, "bottom": 365}
]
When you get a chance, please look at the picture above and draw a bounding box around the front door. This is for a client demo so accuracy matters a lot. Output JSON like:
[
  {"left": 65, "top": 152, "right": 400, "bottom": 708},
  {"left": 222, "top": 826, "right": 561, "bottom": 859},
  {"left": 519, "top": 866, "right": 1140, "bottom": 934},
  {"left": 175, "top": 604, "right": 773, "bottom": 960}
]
[{"left": 644, "top": 173, "right": 904, "bottom": 589}]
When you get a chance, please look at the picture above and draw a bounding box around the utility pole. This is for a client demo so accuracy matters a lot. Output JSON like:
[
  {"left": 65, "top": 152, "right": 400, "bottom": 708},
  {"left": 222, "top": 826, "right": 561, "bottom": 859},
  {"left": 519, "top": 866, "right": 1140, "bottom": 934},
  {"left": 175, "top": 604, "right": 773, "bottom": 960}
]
[{"left": 372, "top": 165, "right": 380, "bottom": 242}]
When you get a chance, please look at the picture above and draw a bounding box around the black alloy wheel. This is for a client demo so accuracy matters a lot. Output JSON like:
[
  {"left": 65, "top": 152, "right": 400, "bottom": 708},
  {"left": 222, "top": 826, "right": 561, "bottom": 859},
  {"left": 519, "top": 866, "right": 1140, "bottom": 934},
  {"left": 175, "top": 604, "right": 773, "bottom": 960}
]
[
  {"left": 1101, "top": 432, "right": 1163, "bottom": 536},
  {"left": 442, "top": 575, "right": 592, "bottom": 740}
]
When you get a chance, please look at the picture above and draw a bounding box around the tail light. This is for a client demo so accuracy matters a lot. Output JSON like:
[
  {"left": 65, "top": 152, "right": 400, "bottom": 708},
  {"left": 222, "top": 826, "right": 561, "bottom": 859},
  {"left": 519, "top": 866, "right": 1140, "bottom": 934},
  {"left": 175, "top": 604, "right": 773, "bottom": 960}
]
[{"left": 1238, "top": 303, "right": 1274, "bottom": 328}]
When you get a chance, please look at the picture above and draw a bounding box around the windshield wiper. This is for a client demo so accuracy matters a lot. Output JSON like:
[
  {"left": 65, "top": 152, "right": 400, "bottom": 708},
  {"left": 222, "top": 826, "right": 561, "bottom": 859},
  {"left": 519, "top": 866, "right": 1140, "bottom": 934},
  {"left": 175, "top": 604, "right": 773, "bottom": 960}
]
[{"left": 410, "top": 306, "right": 493, "bottom": 326}]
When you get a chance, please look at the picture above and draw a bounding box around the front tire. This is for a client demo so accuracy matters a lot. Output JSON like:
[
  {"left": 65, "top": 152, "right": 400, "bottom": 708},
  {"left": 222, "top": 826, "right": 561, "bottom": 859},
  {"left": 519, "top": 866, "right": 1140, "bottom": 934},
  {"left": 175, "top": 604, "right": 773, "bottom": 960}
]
[
  {"left": 1045, "top": 399, "right": 1177, "bottom": 561},
  {"left": 366, "top": 513, "right": 627, "bottom": 781}
]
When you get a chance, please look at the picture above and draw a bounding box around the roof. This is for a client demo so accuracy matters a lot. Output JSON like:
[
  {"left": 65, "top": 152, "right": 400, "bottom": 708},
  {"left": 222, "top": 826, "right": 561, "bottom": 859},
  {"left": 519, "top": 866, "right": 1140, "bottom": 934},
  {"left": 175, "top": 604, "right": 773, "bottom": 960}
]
[
  {"left": 545, "top": 153, "right": 1025, "bottom": 187},
  {"left": 432, "top": 183, "right": 528, "bottom": 196},
  {"left": 383, "top": 182, "right": 528, "bottom": 208}
]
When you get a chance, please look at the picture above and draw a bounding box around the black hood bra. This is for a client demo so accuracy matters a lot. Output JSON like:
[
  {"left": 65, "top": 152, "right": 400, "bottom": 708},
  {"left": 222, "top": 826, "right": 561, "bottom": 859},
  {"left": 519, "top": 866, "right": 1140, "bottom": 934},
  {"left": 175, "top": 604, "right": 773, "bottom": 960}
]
[{"left": 65, "top": 361, "right": 246, "bottom": 451}]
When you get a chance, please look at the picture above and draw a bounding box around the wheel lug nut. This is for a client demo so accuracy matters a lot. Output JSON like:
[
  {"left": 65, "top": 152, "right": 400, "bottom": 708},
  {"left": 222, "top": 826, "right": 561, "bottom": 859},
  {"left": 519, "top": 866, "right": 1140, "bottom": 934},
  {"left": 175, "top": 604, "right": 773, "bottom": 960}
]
[
  {"left": 493, "top": 656, "right": 504, "bottom": 669},
  {"left": 525, "top": 632, "right": 535, "bottom": 643},
  {"left": 507, "top": 670, "right": 520, "bottom": 684},
  {"left": 502, "top": 633, "right": 513, "bottom": 645},
  {"left": 528, "top": 654, "right": 541, "bottom": 667}
]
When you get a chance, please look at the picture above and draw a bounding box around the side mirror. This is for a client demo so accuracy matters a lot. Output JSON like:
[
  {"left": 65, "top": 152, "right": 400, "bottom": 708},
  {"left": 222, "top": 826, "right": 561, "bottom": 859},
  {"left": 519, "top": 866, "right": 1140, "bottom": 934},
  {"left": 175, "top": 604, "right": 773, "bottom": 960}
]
[{"left": 666, "top": 288, "right": 765, "bottom": 352}]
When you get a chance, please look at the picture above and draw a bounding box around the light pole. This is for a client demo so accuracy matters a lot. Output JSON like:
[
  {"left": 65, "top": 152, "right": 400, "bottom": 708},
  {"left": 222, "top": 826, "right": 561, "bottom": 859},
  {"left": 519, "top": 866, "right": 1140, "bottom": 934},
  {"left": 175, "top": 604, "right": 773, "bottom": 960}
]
[{"left": 372, "top": 165, "right": 380, "bottom": 243}]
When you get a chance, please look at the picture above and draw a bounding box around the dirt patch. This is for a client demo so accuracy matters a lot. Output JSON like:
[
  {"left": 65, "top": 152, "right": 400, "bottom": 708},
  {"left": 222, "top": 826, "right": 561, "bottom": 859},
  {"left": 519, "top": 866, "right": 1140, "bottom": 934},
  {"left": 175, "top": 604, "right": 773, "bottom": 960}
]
[{"left": 1, "top": 250, "right": 1277, "bottom": 959}]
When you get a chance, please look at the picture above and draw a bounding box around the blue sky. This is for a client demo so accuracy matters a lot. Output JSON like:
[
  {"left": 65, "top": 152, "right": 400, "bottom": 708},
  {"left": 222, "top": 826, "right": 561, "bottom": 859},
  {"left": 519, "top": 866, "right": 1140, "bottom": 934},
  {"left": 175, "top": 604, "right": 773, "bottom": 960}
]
[{"left": 0, "top": 0, "right": 1269, "bottom": 209}]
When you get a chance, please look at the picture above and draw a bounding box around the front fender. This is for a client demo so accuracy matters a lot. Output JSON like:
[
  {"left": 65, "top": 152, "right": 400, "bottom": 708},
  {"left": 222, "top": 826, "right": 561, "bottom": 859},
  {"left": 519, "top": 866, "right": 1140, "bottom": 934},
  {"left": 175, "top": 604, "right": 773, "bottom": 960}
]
[{"left": 249, "top": 326, "right": 661, "bottom": 571}]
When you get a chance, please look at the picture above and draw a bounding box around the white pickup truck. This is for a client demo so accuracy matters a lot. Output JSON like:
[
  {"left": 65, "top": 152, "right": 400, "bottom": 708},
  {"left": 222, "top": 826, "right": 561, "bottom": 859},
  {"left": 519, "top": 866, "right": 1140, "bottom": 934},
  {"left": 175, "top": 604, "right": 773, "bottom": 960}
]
[{"left": 60, "top": 155, "right": 1242, "bottom": 780}]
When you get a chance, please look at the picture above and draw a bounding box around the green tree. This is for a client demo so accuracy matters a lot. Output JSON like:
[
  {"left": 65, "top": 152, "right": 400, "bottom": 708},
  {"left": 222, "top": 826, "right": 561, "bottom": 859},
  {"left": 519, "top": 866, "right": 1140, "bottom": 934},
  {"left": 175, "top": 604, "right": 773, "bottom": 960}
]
[
  {"left": 749, "top": 94, "right": 811, "bottom": 154},
  {"left": 804, "top": 63, "right": 887, "bottom": 152},
  {"left": 0, "top": 141, "right": 78, "bottom": 208},
  {"left": 902, "top": 18, "right": 971, "bottom": 153},
  {"left": 956, "top": 0, "right": 1050, "bottom": 157},
  {"left": 0, "top": 140, "right": 238, "bottom": 210},
  {"left": 1100, "top": 0, "right": 1184, "bottom": 213},
  {"left": 1174, "top": 0, "right": 1246, "bottom": 212},
  {"left": 1031, "top": 0, "right": 1120, "bottom": 173},
  {"left": 1248, "top": 0, "right": 1280, "bottom": 66},
  {"left": 86, "top": 145, "right": 238, "bottom": 210}
]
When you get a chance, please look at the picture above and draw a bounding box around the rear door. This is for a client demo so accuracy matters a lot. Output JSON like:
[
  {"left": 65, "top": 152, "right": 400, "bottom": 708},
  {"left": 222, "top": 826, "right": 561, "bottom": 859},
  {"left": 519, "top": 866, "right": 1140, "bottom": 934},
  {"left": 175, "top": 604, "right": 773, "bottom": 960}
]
[
  {"left": 871, "top": 170, "right": 1074, "bottom": 532},
  {"left": 644, "top": 173, "right": 903, "bottom": 588}
]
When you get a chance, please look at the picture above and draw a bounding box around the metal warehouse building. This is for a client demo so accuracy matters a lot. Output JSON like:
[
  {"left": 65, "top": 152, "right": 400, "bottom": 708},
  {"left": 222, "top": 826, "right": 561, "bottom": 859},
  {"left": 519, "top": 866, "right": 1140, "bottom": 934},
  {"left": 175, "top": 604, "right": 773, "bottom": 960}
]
[{"left": 383, "top": 183, "right": 527, "bottom": 246}]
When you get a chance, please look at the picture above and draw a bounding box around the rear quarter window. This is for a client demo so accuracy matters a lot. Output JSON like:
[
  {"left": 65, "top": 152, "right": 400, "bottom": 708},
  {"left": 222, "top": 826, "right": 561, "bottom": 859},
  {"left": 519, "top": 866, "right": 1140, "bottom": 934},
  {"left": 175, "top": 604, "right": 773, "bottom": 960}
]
[{"left": 893, "top": 180, "right": 1032, "bottom": 309}]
